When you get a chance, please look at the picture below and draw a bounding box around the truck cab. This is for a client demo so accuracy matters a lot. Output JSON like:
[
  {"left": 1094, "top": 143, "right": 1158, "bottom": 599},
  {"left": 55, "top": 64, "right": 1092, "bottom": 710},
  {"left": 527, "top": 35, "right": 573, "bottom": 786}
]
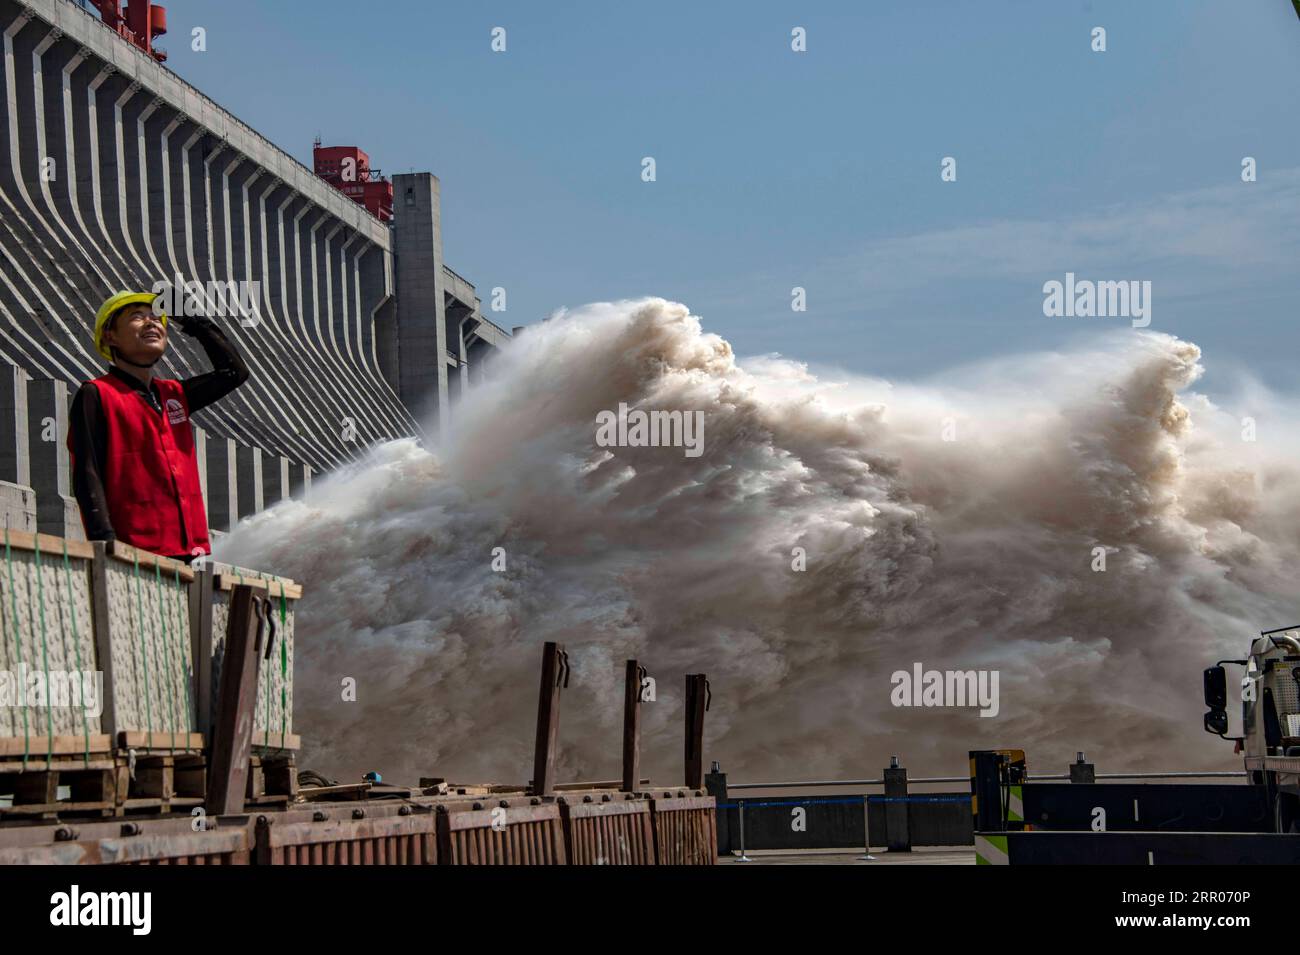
[{"left": 1204, "top": 626, "right": 1300, "bottom": 832}]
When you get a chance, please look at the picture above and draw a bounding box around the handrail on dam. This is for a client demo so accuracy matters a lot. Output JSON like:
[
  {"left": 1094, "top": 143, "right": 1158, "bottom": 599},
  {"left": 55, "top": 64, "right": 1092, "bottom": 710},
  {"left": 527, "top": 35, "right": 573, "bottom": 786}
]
[
  {"left": 57, "top": 0, "right": 390, "bottom": 232},
  {"left": 727, "top": 770, "right": 1247, "bottom": 790}
]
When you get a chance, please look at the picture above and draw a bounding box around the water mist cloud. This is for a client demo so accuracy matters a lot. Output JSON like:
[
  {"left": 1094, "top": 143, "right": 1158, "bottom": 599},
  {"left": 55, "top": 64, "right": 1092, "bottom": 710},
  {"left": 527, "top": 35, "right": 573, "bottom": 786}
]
[{"left": 221, "top": 298, "right": 1300, "bottom": 785}]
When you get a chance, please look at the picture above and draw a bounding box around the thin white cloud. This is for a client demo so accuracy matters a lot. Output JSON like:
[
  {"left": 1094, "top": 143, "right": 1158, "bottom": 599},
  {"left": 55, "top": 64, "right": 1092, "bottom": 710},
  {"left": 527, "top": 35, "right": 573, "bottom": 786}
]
[{"left": 847, "top": 169, "right": 1300, "bottom": 298}]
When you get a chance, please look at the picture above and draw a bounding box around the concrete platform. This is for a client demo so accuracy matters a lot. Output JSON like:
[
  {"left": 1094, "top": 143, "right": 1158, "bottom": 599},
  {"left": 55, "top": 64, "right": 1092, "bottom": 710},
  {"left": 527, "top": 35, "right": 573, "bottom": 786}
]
[{"left": 720, "top": 846, "right": 975, "bottom": 865}]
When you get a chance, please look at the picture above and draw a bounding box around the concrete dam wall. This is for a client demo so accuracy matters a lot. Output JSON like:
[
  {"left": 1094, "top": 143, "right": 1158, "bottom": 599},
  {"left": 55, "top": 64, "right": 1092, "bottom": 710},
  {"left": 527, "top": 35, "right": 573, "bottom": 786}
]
[{"left": 0, "top": 0, "right": 508, "bottom": 540}]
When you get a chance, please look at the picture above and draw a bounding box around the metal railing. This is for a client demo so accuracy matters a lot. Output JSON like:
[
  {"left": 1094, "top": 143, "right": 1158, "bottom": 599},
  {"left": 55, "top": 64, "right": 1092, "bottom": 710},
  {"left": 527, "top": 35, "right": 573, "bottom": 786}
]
[
  {"left": 442, "top": 264, "right": 473, "bottom": 288},
  {"left": 727, "top": 770, "right": 1245, "bottom": 790},
  {"left": 719, "top": 769, "right": 1250, "bottom": 859}
]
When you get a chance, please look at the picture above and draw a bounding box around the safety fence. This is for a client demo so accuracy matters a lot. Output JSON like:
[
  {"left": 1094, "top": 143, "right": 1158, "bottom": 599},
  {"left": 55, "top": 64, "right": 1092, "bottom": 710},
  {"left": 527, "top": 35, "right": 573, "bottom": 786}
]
[
  {"left": 707, "top": 755, "right": 1253, "bottom": 856},
  {"left": 0, "top": 791, "right": 717, "bottom": 865}
]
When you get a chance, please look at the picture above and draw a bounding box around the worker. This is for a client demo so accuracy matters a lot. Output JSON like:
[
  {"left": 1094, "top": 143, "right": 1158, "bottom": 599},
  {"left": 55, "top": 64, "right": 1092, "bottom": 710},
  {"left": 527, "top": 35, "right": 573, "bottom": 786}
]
[{"left": 67, "top": 290, "right": 250, "bottom": 562}]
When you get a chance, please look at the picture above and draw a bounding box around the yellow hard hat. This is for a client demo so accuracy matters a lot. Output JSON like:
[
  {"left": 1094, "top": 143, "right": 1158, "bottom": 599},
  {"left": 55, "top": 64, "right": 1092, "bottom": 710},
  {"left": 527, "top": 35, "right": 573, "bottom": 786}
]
[{"left": 94, "top": 291, "right": 167, "bottom": 362}]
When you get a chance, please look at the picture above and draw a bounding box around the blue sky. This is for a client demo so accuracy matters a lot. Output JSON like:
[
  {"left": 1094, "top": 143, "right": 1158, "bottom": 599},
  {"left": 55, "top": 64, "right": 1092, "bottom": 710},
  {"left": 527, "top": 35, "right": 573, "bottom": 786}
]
[{"left": 164, "top": 0, "right": 1300, "bottom": 394}]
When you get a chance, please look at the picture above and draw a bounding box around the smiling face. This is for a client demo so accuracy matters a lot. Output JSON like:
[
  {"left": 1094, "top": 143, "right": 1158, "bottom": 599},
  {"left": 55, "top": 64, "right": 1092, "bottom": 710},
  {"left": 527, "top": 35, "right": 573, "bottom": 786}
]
[{"left": 102, "top": 303, "right": 167, "bottom": 366}]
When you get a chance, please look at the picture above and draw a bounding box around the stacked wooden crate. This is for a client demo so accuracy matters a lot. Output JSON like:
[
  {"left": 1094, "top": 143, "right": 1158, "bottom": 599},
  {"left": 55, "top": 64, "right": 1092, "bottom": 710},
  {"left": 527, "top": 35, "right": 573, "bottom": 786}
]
[
  {"left": 94, "top": 542, "right": 206, "bottom": 817},
  {"left": 0, "top": 533, "right": 112, "bottom": 818},
  {"left": 0, "top": 535, "right": 302, "bottom": 822}
]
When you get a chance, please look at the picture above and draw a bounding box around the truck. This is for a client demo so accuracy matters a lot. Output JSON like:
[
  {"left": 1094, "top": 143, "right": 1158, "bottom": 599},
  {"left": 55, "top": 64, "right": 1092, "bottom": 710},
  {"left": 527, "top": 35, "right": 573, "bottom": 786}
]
[{"left": 1204, "top": 625, "right": 1300, "bottom": 833}]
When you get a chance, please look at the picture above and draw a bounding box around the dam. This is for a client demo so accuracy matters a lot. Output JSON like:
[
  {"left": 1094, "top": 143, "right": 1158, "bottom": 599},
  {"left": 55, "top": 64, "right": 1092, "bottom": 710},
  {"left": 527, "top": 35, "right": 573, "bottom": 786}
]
[{"left": 0, "top": 0, "right": 510, "bottom": 539}]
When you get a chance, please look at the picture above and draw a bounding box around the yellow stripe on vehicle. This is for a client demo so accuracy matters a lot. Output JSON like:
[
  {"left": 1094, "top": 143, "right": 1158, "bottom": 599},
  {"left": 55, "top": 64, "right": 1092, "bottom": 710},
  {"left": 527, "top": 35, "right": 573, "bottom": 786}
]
[
  {"left": 975, "top": 834, "right": 1009, "bottom": 865},
  {"left": 1007, "top": 785, "right": 1023, "bottom": 822}
]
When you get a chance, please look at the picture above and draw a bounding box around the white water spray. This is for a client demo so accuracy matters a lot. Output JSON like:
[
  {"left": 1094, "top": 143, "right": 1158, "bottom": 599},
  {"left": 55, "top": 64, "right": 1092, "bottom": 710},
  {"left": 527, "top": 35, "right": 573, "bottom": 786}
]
[{"left": 221, "top": 298, "right": 1300, "bottom": 785}]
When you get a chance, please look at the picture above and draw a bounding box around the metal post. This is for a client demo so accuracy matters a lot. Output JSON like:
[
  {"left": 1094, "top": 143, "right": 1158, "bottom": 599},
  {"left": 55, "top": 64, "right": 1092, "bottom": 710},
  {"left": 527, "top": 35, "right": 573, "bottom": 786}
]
[
  {"left": 735, "top": 798, "right": 752, "bottom": 862},
  {"left": 1069, "top": 751, "right": 1096, "bottom": 784},
  {"left": 704, "top": 761, "right": 730, "bottom": 855},
  {"left": 530, "top": 641, "right": 568, "bottom": 797},
  {"left": 206, "top": 585, "right": 262, "bottom": 815},
  {"left": 622, "top": 660, "right": 645, "bottom": 792},
  {"left": 884, "top": 756, "right": 911, "bottom": 852},
  {"left": 684, "top": 673, "right": 709, "bottom": 789},
  {"left": 857, "top": 793, "right": 876, "bottom": 861}
]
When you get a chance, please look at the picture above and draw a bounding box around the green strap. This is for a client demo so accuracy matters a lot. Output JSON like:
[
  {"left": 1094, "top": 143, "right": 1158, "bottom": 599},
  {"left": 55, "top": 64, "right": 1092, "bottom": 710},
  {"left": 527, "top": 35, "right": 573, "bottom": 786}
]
[
  {"left": 256, "top": 571, "right": 270, "bottom": 751},
  {"left": 30, "top": 538, "right": 54, "bottom": 762},
  {"left": 131, "top": 552, "right": 154, "bottom": 749},
  {"left": 62, "top": 540, "right": 90, "bottom": 766},
  {"left": 3, "top": 529, "right": 29, "bottom": 768},
  {"left": 279, "top": 583, "right": 287, "bottom": 751},
  {"left": 253, "top": 572, "right": 289, "bottom": 754},
  {"left": 172, "top": 567, "right": 194, "bottom": 752},
  {"left": 155, "top": 561, "right": 177, "bottom": 752}
]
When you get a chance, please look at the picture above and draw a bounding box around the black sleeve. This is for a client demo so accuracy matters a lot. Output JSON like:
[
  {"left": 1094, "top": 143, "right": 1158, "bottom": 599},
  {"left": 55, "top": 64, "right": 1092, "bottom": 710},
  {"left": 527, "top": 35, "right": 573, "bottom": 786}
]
[
  {"left": 68, "top": 383, "right": 116, "bottom": 543},
  {"left": 179, "top": 318, "right": 251, "bottom": 414}
]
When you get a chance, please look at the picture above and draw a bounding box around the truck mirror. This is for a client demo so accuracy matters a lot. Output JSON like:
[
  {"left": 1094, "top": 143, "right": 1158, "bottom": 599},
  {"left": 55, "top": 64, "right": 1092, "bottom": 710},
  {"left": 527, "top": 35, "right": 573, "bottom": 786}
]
[
  {"left": 1204, "top": 708, "right": 1229, "bottom": 737},
  {"left": 1204, "top": 665, "right": 1227, "bottom": 709}
]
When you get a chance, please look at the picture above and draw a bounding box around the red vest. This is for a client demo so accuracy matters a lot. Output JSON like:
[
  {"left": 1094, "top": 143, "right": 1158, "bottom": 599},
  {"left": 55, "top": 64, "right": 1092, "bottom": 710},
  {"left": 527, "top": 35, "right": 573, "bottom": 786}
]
[{"left": 70, "top": 374, "right": 211, "bottom": 558}]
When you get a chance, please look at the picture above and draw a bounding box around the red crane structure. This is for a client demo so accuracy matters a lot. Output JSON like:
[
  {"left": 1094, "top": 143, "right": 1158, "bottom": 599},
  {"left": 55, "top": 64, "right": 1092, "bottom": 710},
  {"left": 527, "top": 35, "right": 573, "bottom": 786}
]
[
  {"left": 90, "top": 1, "right": 168, "bottom": 62},
  {"left": 312, "top": 140, "right": 395, "bottom": 222}
]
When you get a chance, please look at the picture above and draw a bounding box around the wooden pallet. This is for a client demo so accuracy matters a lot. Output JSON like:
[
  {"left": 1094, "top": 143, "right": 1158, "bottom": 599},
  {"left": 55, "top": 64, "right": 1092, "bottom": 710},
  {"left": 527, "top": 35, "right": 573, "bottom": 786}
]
[
  {"left": 117, "top": 751, "right": 206, "bottom": 817},
  {"left": 116, "top": 731, "right": 205, "bottom": 755},
  {"left": 299, "top": 782, "right": 414, "bottom": 802},
  {"left": 2, "top": 732, "right": 203, "bottom": 820},
  {"left": 0, "top": 748, "right": 300, "bottom": 822},
  {"left": 0, "top": 756, "right": 122, "bottom": 821},
  {"left": 0, "top": 735, "right": 114, "bottom": 761},
  {"left": 419, "top": 778, "right": 530, "bottom": 797},
  {"left": 245, "top": 753, "right": 298, "bottom": 807},
  {"left": 115, "top": 730, "right": 300, "bottom": 754}
]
